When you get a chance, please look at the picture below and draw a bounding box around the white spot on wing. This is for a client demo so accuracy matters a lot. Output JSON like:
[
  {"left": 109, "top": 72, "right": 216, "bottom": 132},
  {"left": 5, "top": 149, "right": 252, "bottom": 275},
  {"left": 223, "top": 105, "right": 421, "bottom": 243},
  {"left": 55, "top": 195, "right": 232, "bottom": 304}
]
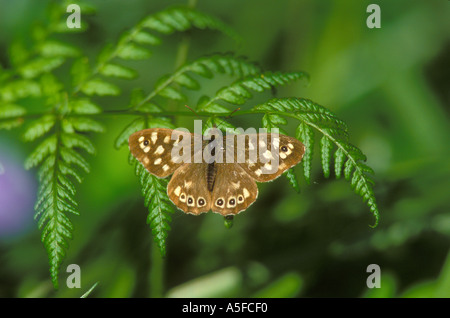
[
  {"left": 154, "top": 145, "right": 165, "bottom": 155},
  {"left": 273, "top": 138, "right": 279, "bottom": 147},
  {"left": 151, "top": 132, "right": 158, "bottom": 144},
  {"left": 187, "top": 195, "right": 195, "bottom": 207},
  {"left": 248, "top": 140, "right": 255, "bottom": 150},
  {"left": 227, "top": 197, "right": 236, "bottom": 208},
  {"left": 263, "top": 150, "right": 273, "bottom": 160}
]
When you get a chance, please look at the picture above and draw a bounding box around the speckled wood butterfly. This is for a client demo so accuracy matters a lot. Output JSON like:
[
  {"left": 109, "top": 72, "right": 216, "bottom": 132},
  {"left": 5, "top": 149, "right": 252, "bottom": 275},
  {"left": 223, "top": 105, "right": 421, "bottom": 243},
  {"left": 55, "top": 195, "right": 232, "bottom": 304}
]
[{"left": 129, "top": 128, "right": 305, "bottom": 216}]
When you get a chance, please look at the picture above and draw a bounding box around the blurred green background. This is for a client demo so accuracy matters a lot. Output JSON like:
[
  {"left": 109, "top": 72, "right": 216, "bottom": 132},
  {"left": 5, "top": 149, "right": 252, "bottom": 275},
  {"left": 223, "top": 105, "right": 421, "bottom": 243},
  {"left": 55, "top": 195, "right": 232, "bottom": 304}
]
[{"left": 0, "top": 0, "right": 449, "bottom": 298}]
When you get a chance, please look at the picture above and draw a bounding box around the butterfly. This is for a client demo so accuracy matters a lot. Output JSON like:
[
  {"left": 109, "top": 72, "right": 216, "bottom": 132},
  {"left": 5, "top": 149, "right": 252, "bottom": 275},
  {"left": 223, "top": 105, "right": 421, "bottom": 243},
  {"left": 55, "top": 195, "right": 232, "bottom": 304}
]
[{"left": 129, "top": 127, "right": 305, "bottom": 216}]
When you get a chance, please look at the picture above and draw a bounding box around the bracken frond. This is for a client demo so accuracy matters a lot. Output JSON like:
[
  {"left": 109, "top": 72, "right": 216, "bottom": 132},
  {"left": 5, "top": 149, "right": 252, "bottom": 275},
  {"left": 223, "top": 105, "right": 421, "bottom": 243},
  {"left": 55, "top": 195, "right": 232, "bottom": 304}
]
[
  {"left": 134, "top": 159, "right": 175, "bottom": 257},
  {"left": 251, "top": 97, "right": 379, "bottom": 227}
]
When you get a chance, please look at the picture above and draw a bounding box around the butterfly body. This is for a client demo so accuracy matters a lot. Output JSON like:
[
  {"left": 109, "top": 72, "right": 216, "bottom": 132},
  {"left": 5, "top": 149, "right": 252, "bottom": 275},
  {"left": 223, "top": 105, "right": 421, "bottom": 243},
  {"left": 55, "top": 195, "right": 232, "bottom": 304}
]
[{"left": 129, "top": 128, "right": 305, "bottom": 216}]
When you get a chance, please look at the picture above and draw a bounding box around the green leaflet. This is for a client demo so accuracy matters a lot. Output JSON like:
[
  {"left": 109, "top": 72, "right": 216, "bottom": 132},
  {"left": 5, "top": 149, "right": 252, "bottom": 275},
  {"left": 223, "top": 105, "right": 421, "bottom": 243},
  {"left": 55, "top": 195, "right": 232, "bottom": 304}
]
[
  {"left": 115, "top": 117, "right": 146, "bottom": 149},
  {"left": 19, "top": 57, "right": 65, "bottom": 79},
  {"left": 22, "top": 115, "right": 56, "bottom": 142},
  {"left": 116, "top": 43, "right": 152, "bottom": 60},
  {"left": 69, "top": 99, "right": 101, "bottom": 115},
  {"left": 40, "top": 40, "right": 80, "bottom": 58},
  {"left": 320, "top": 135, "right": 333, "bottom": 179},
  {"left": 0, "top": 103, "right": 26, "bottom": 118},
  {"left": 0, "top": 103, "right": 27, "bottom": 130},
  {"left": 284, "top": 169, "right": 301, "bottom": 193},
  {"left": 0, "top": 79, "right": 41, "bottom": 102},
  {"left": 81, "top": 79, "right": 120, "bottom": 96},
  {"left": 62, "top": 117, "right": 105, "bottom": 134},
  {"left": 296, "top": 122, "right": 314, "bottom": 184},
  {"left": 99, "top": 63, "right": 138, "bottom": 79}
]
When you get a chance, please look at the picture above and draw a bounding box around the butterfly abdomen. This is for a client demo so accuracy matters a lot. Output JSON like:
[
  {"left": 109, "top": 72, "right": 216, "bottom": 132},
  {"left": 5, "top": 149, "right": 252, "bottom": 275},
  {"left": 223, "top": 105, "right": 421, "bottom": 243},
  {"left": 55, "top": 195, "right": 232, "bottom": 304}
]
[
  {"left": 206, "top": 163, "right": 216, "bottom": 192},
  {"left": 206, "top": 135, "right": 218, "bottom": 192}
]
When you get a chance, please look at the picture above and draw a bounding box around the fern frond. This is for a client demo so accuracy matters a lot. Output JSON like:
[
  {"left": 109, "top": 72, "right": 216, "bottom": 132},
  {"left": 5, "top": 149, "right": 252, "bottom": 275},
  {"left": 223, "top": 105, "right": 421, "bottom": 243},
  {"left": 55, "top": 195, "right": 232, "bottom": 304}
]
[
  {"left": 26, "top": 117, "right": 95, "bottom": 288},
  {"left": 140, "top": 6, "right": 240, "bottom": 42},
  {"left": 70, "top": 5, "right": 239, "bottom": 99},
  {"left": 198, "top": 71, "right": 309, "bottom": 113},
  {"left": 115, "top": 114, "right": 177, "bottom": 255},
  {"left": 251, "top": 97, "right": 379, "bottom": 226},
  {"left": 133, "top": 54, "right": 261, "bottom": 111},
  {"left": 20, "top": 78, "right": 103, "bottom": 287},
  {"left": 134, "top": 159, "right": 174, "bottom": 257}
]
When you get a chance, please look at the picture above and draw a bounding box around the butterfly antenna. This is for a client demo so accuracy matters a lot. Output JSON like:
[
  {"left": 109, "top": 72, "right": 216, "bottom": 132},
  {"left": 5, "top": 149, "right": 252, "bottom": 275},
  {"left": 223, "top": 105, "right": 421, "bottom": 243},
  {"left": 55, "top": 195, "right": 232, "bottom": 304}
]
[
  {"left": 225, "top": 107, "right": 241, "bottom": 120},
  {"left": 213, "top": 107, "right": 241, "bottom": 131},
  {"left": 184, "top": 105, "right": 202, "bottom": 121}
]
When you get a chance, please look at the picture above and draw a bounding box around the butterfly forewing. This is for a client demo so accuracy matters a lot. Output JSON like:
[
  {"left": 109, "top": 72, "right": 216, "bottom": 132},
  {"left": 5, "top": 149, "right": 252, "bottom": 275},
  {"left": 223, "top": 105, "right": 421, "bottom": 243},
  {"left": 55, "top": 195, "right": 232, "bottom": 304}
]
[
  {"left": 226, "top": 133, "right": 305, "bottom": 182},
  {"left": 129, "top": 128, "right": 197, "bottom": 178}
]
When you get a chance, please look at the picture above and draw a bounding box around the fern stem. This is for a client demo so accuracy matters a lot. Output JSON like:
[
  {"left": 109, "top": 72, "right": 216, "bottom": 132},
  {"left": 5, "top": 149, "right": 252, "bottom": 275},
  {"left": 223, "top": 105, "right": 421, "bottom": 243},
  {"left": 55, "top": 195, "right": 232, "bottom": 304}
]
[
  {"left": 169, "top": 33, "right": 192, "bottom": 116},
  {"left": 48, "top": 117, "right": 63, "bottom": 288},
  {"left": 173, "top": 0, "right": 198, "bottom": 70}
]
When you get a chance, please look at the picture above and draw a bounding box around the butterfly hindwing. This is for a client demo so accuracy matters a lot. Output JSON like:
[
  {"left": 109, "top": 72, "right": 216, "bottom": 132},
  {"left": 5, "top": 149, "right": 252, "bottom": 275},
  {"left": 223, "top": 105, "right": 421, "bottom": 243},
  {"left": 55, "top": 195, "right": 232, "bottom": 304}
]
[
  {"left": 167, "top": 163, "right": 212, "bottom": 215},
  {"left": 210, "top": 163, "right": 258, "bottom": 215}
]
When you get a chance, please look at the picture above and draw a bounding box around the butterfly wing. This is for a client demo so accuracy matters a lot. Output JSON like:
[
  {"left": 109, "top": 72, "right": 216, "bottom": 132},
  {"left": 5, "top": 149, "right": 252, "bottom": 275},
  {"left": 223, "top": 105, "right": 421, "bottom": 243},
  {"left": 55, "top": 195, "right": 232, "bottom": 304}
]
[
  {"left": 129, "top": 128, "right": 200, "bottom": 178},
  {"left": 167, "top": 163, "right": 212, "bottom": 215},
  {"left": 210, "top": 163, "right": 258, "bottom": 216},
  {"left": 229, "top": 133, "right": 305, "bottom": 183}
]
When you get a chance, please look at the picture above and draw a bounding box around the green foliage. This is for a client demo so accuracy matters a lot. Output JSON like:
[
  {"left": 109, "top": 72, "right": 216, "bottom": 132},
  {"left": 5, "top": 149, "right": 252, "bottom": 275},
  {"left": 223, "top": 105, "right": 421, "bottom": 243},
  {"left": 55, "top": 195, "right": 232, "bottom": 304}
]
[
  {"left": 128, "top": 54, "right": 262, "bottom": 112},
  {"left": 252, "top": 98, "right": 379, "bottom": 226},
  {"left": 135, "top": 161, "right": 174, "bottom": 257},
  {"left": 0, "top": 2, "right": 380, "bottom": 288},
  {"left": 198, "top": 71, "right": 309, "bottom": 113}
]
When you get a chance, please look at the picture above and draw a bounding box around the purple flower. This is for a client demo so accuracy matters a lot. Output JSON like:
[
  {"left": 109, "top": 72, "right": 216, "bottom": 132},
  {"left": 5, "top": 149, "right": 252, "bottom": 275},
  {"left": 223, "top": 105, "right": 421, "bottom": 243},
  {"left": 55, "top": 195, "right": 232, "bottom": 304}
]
[{"left": 0, "top": 151, "right": 36, "bottom": 238}]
